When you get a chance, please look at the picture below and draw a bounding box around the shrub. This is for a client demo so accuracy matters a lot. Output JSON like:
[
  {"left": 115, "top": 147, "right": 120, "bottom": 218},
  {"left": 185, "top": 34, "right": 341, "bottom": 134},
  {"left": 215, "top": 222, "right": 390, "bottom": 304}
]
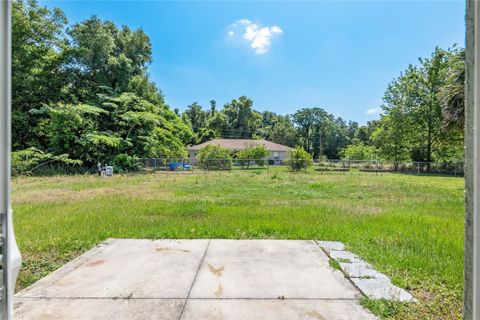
[
  {"left": 197, "top": 144, "right": 232, "bottom": 170},
  {"left": 237, "top": 144, "right": 269, "bottom": 168},
  {"left": 236, "top": 149, "right": 251, "bottom": 168},
  {"left": 11, "top": 147, "right": 81, "bottom": 176},
  {"left": 111, "top": 154, "right": 140, "bottom": 172},
  {"left": 251, "top": 145, "right": 269, "bottom": 166},
  {"left": 287, "top": 147, "right": 313, "bottom": 172}
]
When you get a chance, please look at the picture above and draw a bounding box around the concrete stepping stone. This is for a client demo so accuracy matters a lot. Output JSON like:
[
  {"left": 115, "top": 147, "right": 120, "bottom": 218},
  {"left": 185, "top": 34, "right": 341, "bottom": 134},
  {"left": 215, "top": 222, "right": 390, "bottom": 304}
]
[
  {"left": 351, "top": 278, "right": 414, "bottom": 302},
  {"left": 339, "top": 262, "right": 389, "bottom": 280},
  {"left": 316, "top": 241, "right": 345, "bottom": 254},
  {"left": 317, "top": 241, "right": 415, "bottom": 302},
  {"left": 329, "top": 250, "right": 364, "bottom": 263}
]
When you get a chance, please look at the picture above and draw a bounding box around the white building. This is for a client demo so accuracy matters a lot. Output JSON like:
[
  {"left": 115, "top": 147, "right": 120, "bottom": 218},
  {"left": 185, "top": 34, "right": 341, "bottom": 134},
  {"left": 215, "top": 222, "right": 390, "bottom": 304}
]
[{"left": 188, "top": 139, "right": 293, "bottom": 165}]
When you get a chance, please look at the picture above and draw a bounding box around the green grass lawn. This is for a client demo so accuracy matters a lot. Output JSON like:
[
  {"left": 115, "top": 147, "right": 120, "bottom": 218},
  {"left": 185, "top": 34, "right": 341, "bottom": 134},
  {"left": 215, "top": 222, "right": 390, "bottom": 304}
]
[{"left": 12, "top": 167, "right": 464, "bottom": 319}]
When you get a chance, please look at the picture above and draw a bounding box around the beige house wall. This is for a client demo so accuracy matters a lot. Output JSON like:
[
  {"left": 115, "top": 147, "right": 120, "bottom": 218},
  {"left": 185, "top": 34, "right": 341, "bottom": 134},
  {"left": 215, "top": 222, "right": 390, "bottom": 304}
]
[{"left": 188, "top": 149, "right": 291, "bottom": 165}]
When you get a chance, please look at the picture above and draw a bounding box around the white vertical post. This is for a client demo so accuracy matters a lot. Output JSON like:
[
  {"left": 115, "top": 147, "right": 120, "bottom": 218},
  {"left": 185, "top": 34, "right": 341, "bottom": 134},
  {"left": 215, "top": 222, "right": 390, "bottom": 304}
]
[
  {"left": 0, "top": 1, "right": 11, "bottom": 317},
  {"left": 1, "top": 1, "right": 21, "bottom": 319},
  {"left": 465, "top": 0, "right": 479, "bottom": 319}
]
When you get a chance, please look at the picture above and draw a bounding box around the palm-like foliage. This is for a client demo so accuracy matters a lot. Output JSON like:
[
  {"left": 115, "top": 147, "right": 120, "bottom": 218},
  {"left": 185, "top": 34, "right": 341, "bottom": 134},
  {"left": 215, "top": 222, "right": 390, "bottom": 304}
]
[{"left": 439, "top": 49, "right": 465, "bottom": 130}]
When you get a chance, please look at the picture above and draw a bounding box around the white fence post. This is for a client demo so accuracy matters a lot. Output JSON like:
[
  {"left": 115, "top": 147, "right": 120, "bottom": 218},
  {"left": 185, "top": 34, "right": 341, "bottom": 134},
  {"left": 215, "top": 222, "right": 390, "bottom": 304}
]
[
  {"left": 1, "top": 1, "right": 22, "bottom": 319},
  {"left": 465, "top": 0, "right": 479, "bottom": 318}
]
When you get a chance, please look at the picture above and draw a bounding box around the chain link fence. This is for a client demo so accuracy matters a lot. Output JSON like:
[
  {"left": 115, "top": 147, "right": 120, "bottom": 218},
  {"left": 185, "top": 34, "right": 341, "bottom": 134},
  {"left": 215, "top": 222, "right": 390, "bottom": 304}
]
[
  {"left": 138, "top": 158, "right": 464, "bottom": 176},
  {"left": 316, "top": 160, "right": 464, "bottom": 176}
]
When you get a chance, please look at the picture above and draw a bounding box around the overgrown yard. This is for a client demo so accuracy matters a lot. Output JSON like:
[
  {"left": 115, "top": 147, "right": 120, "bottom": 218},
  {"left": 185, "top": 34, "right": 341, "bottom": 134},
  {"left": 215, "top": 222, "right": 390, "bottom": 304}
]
[{"left": 12, "top": 168, "right": 464, "bottom": 319}]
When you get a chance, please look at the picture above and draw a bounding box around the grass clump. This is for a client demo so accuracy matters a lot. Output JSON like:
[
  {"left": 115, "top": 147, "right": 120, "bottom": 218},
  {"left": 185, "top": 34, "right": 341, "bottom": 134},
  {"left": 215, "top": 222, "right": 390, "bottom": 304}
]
[{"left": 329, "top": 258, "right": 341, "bottom": 270}]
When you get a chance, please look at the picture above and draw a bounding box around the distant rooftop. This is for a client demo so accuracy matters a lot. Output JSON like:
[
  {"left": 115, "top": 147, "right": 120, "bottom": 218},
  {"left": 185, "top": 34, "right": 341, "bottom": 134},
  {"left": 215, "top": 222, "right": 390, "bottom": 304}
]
[{"left": 188, "top": 139, "right": 293, "bottom": 152}]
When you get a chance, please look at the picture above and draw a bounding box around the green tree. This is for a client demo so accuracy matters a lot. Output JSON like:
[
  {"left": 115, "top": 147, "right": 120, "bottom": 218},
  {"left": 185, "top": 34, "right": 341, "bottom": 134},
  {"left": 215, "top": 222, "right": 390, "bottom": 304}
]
[
  {"left": 287, "top": 147, "right": 313, "bottom": 172},
  {"left": 355, "top": 121, "right": 379, "bottom": 145},
  {"left": 237, "top": 144, "right": 269, "bottom": 168},
  {"left": 205, "top": 112, "right": 227, "bottom": 137},
  {"left": 222, "top": 96, "right": 260, "bottom": 138},
  {"left": 293, "top": 108, "right": 348, "bottom": 159},
  {"left": 127, "top": 74, "right": 165, "bottom": 106},
  {"left": 183, "top": 102, "right": 208, "bottom": 135},
  {"left": 372, "top": 76, "right": 414, "bottom": 163},
  {"left": 372, "top": 113, "right": 411, "bottom": 163},
  {"left": 373, "top": 47, "right": 463, "bottom": 165},
  {"left": 341, "top": 143, "right": 377, "bottom": 160},
  {"left": 269, "top": 122, "right": 299, "bottom": 147},
  {"left": 12, "top": 0, "right": 69, "bottom": 149},
  {"left": 292, "top": 108, "right": 321, "bottom": 153},
  {"left": 197, "top": 145, "right": 232, "bottom": 170},
  {"left": 439, "top": 48, "right": 465, "bottom": 130},
  {"left": 209, "top": 99, "right": 217, "bottom": 117},
  {"left": 68, "top": 16, "right": 152, "bottom": 96}
]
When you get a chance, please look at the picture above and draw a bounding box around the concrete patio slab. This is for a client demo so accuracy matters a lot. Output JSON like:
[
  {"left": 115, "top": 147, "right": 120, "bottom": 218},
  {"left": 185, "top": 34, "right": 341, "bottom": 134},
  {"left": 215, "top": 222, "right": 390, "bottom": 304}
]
[
  {"left": 15, "top": 239, "right": 378, "bottom": 319},
  {"left": 182, "top": 299, "right": 377, "bottom": 320},
  {"left": 18, "top": 239, "right": 209, "bottom": 298},
  {"left": 14, "top": 298, "right": 184, "bottom": 320},
  {"left": 189, "top": 240, "right": 360, "bottom": 299}
]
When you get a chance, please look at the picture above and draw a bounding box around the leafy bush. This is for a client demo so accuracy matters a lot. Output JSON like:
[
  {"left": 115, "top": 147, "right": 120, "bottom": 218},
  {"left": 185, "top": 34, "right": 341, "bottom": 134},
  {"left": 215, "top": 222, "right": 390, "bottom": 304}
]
[
  {"left": 237, "top": 144, "right": 269, "bottom": 168},
  {"left": 111, "top": 154, "right": 140, "bottom": 172},
  {"left": 197, "top": 144, "right": 232, "bottom": 170},
  {"left": 287, "top": 147, "right": 313, "bottom": 172},
  {"left": 11, "top": 147, "right": 82, "bottom": 176},
  {"left": 250, "top": 145, "right": 269, "bottom": 166}
]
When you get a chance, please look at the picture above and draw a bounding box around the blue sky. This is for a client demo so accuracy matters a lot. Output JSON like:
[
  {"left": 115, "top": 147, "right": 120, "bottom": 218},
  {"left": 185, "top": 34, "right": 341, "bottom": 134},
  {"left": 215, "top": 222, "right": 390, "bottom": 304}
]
[{"left": 41, "top": 0, "right": 465, "bottom": 124}]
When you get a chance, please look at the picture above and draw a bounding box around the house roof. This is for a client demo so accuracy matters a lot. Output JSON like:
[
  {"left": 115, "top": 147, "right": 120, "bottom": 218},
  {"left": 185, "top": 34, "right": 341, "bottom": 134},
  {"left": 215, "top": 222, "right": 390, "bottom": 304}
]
[{"left": 188, "top": 139, "right": 293, "bottom": 152}]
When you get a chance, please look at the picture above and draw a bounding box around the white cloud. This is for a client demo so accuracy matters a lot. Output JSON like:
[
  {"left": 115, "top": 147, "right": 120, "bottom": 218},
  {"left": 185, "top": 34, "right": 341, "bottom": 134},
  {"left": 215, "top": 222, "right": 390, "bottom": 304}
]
[
  {"left": 227, "top": 19, "right": 283, "bottom": 55},
  {"left": 366, "top": 107, "right": 382, "bottom": 115}
]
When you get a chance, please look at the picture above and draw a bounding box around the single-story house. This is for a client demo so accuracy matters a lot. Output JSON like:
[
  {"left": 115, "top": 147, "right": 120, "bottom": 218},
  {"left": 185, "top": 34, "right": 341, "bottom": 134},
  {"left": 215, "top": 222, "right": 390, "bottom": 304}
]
[{"left": 188, "top": 139, "right": 293, "bottom": 165}]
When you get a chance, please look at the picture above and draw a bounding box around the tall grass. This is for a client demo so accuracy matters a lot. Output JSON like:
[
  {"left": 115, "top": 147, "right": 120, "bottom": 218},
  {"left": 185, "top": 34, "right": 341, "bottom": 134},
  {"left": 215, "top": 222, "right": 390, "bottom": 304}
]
[{"left": 12, "top": 168, "right": 464, "bottom": 319}]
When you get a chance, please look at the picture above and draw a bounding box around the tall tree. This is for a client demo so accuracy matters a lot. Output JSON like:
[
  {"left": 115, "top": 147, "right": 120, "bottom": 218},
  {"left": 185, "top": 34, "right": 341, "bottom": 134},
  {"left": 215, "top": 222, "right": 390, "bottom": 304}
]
[
  {"left": 372, "top": 47, "right": 464, "bottom": 164},
  {"left": 68, "top": 16, "right": 152, "bottom": 98},
  {"left": 292, "top": 107, "right": 348, "bottom": 158},
  {"left": 292, "top": 108, "right": 322, "bottom": 152},
  {"left": 183, "top": 102, "right": 207, "bottom": 135},
  {"left": 269, "top": 122, "right": 299, "bottom": 147},
  {"left": 222, "top": 96, "right": 260, "bottom": 138},
  {"left": 209, "top": 99, "right": 217, "bottom": 117},
  {"left": 12, "top": 0, "right": 69, "bottom": 149}
]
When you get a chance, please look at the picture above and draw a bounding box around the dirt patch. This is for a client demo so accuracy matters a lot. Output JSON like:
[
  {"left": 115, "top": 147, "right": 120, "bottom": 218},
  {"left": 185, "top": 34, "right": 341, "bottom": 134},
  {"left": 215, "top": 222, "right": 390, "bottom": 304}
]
[
  {"left": 305, "top": 310, "right": 326, "bottom": 320},
  {"left": 12, "top": 184, "right": 176, "bottom": 205},
  {"left": 214, "top": 283, "right": 223, "bottom": 297},
  {"left": 85, "top": 259, "right": 105, "bottom": 267},
  {"left": 208, "top": 263, "right": 225, "bottom": 277}
]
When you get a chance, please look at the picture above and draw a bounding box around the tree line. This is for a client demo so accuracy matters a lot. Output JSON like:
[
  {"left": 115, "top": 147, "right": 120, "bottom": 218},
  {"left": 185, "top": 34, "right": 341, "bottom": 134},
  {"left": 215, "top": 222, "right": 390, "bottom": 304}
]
[
  {"left": 11, "top": 0, "right": 464, "bottom": 174},
  {"left": 12, "top": 0, "right": 193, "bottom": 172},
  {"left": 181, "top": 50, "right": 464, "bottom": 165}
]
